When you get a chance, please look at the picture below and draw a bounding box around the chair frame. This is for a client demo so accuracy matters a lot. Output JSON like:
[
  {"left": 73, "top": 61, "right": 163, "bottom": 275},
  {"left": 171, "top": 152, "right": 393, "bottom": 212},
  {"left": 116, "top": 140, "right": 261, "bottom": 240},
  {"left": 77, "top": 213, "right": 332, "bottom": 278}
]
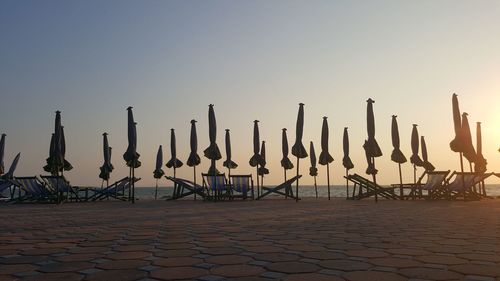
[
  {"left": 256, "top": 175, "right": 301, "bottom": 200},
  {"left": 228, "top": 174, "right": 254, "bottom": 200},
  {"left": 165, "top": 176, "right": 207, "bottom": 200}
]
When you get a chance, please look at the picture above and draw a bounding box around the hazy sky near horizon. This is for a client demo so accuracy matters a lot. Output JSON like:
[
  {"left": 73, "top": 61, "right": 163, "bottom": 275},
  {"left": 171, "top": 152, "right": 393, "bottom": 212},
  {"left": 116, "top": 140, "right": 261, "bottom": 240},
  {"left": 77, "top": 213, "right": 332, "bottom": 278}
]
[{"left": 1, "top": 0, "right": 500, "bottom": 187}]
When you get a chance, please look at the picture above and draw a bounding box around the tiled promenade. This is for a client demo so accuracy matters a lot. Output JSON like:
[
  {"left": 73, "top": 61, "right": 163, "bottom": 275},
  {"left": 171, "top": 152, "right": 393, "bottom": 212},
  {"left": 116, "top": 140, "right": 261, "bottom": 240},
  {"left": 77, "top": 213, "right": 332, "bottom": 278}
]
[{"left": 1, "top": 198, "right": 500, "bottom": 281}]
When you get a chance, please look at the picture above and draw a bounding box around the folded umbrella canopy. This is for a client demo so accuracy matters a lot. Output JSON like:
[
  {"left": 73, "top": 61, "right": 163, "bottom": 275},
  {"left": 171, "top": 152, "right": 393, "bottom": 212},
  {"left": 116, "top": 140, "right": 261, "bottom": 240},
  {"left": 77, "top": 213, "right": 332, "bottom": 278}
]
[
  {"left": 223, "top": 129, "right": 238, "bottom": 177},
  {"left": 391, "top": 115, "right": 407, "bottom": 198},
  {"left": 123, "top": 107, "right": 140, "bottom": 203},
  {"left": 0, "top": 133, "right": 5, "bottom": 175},
  {"left": 99, "top": 133, "right": 114, "bottom": 183},
  {"left": 60, "top": 126, "right": 73, "bottom": 172},
  {"left": 365, "top": 98, "right": 382, "bottom": 202},
  {"left": 318, "top": 117, "right": 334, "bottom": 200},
  {"left": 249, "top": 120, "right": 263, "bottom": 196},
  {"left": 343, "top": 127, "right": 354, "bottom": 196},
  {"left": 450, "top": 93, "right": 465, "bottom": 153},
  {"left": 2, "top": 153, "right": 20, "bottom": 180},
  {"left": 410, "top": 124, "right": 424, "bottom": 185},
  {"left": 309, "top": 141, "right": 319, "bottom": 198},
  {"left": 292, "top": 103, "right": 308, "bottom": 202},
  {"left": 187, "top": 119, "right": 201, "bottom": 198},
  {"left": 166, "top": 128, "right": 183, "bottom": 178},
  {"left": 44, "top": 111, "right": 65, "bottom": 176},
  {"left": 153, "top": 145, "right": 165, "bottom": 199},
  {"left": 461, "top": 112, "right": 477, "bottom": 168},
  {"left": 474, "top": 122, "right": 487, "bottom": 174},
  {"left": 257, "top": 141, "right": 269, "bottom": 191},
  {"left": 280, "top": 128, "right": 294, "bottom": 182},
  {"left": 421, "top": 136, "right": 435, "bottom": 172},
  {"left": 204, "top": 104, "right": 221, "bottom": 175}
]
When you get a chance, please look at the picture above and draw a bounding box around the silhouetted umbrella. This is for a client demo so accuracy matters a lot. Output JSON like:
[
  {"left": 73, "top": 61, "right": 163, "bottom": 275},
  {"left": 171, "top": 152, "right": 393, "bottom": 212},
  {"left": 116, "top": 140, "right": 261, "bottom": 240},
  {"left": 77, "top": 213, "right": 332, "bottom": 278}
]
[
  {"left": 449, "top": 93, "right": 466, "bottom": 175},
  {"left": 99, "top": 133, "right": 114, "bottom": 185},
  {"left": 187, "top": 119, "right": 201, "bottom": 199},
  {"left": 421, "top": 136, "right": 435, "bottom": 172},
  {"left": 292, "top": 103, "right": 308, "bottom": 202},
  {"left": 461, "top": 112, "right": 476, "bottom": 171},
  {"left": 43, "top": 134, "right": 56, "bottom": 175},
  {"left": 123, "top": 106, "right": 140, "bottom": 203},
  {"left": 166, "top": 128, "right": 183, "bottom": 178},
  {"left": 342, "top": 127, "right": 354, "bottom": 196},
  {"left": 258, "top": 141, "right": 269, "bottom": 188},
  {"left": 410, "top": 124, "right": 424, "bottom": 184},
  {"left": 44, "top": 111, "right": 65, "bottom": 176},
  {"left": 363, "top": 140, "right": 377, "bottom": 175},
  {"left": 391, "top": 115, "right": 407, "bottom": 198},
  {"left": 2, "top": 153, "right": 20, "bottom": 180},
  {"left": 153, "top": 145, "right": 165, "bottom": 199},
  {"left": 474, "top": 122, "right": 487, "bottom": 174},
  {"left": 204, "top": 104, "right": 221, "bottom": 175},
  {"left": 60, "top": 126, "right": 73, "bottom": 172},
  {"left": 319, "top": 117, "right": 334, "bottom": 200},
  {"left": 0, "top": 133, "right": 5, "bottom": 175},
  {"left": 249, "top": 120, "right": 263, "bottom": 196},
  {"left": 223, "top": 129, "right": 238, "bottom": 178},
  {"left": 309, "top": 141, "right": 318, "bottom": 198},
  {"left": 365, "top": 98, "right": 382, "bottom": 202},
  {"left": 280, "top": 128, "right": 294, "bottom": 182}
]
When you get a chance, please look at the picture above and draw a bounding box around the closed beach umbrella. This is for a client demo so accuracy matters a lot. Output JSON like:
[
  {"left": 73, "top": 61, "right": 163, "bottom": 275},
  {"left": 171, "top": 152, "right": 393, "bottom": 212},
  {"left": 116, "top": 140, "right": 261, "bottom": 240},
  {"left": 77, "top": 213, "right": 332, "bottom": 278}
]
[
  {"left": 450, "top": 93, "right": 464, "bottom": 153},
  {"left": 319, "top": 117, "right": 334, "bottom": 200},
  {"left": 166, "top": 128, "right": 183, "bottom": 177},
  {"left": 123, "top": 106, "right": 140, "bottom": 203},
  {"left": 343, "top": 127, "right": 354, "bottom": 197},
  {"left": 223, "top": 129, "right": 238, "bottom": 177},
  {"left": 60, "top": 126, "right": 73, "bottom": 172},
  {"left": 258, "top": 141, "right": 269, "bottom": 190},
  {"left": 309, "top": 141, "right": 319, "bottom": 198},
  {"left": 391, "top": 115, "right": 406, "bottom": 198},
  {"left": 474, "top": 122, "right": 487, "bottom": 174},
  {"left": 365, "top": 98, "right": 382, "bottom": 202},
  {"left": 292, "top": 103, "right": 308, "bottom": 202},
  {"left": 203, "top": 104, "right": 221, "bottom": 175},
  {"left": 363, "top": 140, "right": 377, "bottom": 175},
  {"left": 99, "top": 132, "right": 113, "bottom": 184},
  {"left": 43, "top": 134, "right": 56, "bottom": 174},
  {"left": 410, "top": 124, "right": 424, "bottom": 167},
  {"left": 0, "top": 133, "right": 5, "bottom": 175},
  {"left": 249, "top": 120, "right": 263, "bottom": 196},
  {"left": 421, "top": 136, "right": 435, "bottom": 172},
  {"left": 461, "top": 112, "right": 477, "bottom": 168},
  {"left": 187, "top": 119, "right": 201, "bottom": 198},
  {"left": 3, "top": 152, "right": 20, "bottom": 179},
  {"left": 153, "top": 145, "right": 165, "bottom": 199},
  {"left": 280, "top": 128, "right": 294, "bottom": 182},
  {"left": 53, "top": 111, "right": 64, "bottom": 172}
]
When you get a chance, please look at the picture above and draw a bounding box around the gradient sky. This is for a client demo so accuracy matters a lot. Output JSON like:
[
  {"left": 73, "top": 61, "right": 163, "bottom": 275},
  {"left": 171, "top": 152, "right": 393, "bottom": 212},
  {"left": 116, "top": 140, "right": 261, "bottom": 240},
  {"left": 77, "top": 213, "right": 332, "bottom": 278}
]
[{"left": 1, "top": 0, "right": 500, "bottom": 187}]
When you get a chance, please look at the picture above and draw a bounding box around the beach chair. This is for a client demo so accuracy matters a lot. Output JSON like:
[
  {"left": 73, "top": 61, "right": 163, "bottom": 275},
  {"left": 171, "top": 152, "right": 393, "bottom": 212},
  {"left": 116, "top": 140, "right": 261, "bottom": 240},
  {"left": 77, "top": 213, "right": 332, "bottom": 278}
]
[
  {"left": 419, "top": 170, "right": 450, "bottom": 200},
  {"left": 256, "top": 175, "right": 301, "bottom": 200},
  {"left": 345, "top": 174, "right": 399, "bottom": 200},
  {"left": 202, "top": 173, "right": 230, "bottom": 201},
  {"left": 13, "top": 176, "right": 56, "bottom": 203},
  {"left": 40, "top": 175, "right": 83, "bottom": 202},
  {"left": 445, "top": 172, "right": 493, "bottom": 200},
  {"left": 229, "top": 174, "right": 254, "bottom": 200},
  {"left": 88, "top": 177, "right": 139, "bottom": 201},
  {"left": 0, "top": 179, "right": 19, "bottom": 202},
  {"left": 165, "top": 176, "right": 207, "bottom": 200}
]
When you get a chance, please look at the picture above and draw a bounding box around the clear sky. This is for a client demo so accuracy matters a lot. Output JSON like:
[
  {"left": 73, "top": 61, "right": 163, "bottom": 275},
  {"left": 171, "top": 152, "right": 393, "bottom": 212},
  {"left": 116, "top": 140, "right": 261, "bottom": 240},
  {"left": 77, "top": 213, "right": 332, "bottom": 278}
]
[{"left": 1, "top": 0, "right": 500, "bottom": 187}]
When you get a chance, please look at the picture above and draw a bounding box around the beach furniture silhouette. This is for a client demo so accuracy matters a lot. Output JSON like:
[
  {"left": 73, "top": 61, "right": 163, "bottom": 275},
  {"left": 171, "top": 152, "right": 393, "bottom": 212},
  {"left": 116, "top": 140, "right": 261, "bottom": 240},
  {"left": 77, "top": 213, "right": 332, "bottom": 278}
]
[
  {"left": 256, "top": 175, "right": 301, "bottom": 201},
  {"left": 203, "top": 173, "right": 229, "bottom": 201},
  {"left": 12, "top": 176, "right": 55, "bottom": 203},
  {"left": 89, "top": 177, "right": 140, "bottom": 201},
  {"left": 445, "top": 172, "right": 493, "bottom": 200},
  {"left": 345, "top": 174, "right": 398, "bottom": 200},
  {"left": 186, "top": 119, "right": 201, "bottom": 200},
  {"left": 40, "top": 175, "right": 83, "bottom": 202},
  {"left": 229, "top": 174, "right": 254, "bottom": 200},
  {"left": 410, "top": 170, "right": 450, "bottom": 200},
  {"left": 319, "top": 117, "right": 334, "bottom": 200},
  {"left": 165, "top": 176, "right": 206, "bottom": 200}
]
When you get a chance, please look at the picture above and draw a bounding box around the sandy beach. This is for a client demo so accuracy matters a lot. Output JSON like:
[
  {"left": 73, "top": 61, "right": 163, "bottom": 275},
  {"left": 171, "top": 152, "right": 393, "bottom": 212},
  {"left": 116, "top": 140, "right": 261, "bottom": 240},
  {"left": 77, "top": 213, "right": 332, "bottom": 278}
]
[{"left": 1, "top": 199, "right": 500, "bottom": 281}]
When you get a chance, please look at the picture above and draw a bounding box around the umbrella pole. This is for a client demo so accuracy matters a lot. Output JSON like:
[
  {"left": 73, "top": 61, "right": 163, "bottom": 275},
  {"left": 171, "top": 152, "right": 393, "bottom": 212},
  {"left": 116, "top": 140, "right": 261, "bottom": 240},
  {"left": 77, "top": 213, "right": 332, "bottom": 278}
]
[
  {"left": 128, "top": 166, "right": 132, "bottom": 202},
  {"left": 372, "top": 157, "right": 378, "bottom": 203},
  {"left": 398, "top": 163, "right": 403, "bottom": 200},
  {"left": 314, "top": 175, "right": 318, "bottom": 198},
  {"left": 132, "top": 167, "right": 135, "bottom": 204},
  {"left": 327, "top": 163, "right": 331, "bottom": 200},
  {"left": 256, "top": 165, "right": 259, "bottom": 198},
  {"left": 193, "top": 166, "right": 197, "bottom": 201},
  {"left": 345, "top": 168, "right": 349, "bottom": 199},
  {"left": 284, "top": 168, "right": 287, "bottom": 199},
  {"left": 155, "top": 178, "right": 158, "bottom": 200},
  {"left": 295, "top": 157, "right": 299, "bottom": 202}
]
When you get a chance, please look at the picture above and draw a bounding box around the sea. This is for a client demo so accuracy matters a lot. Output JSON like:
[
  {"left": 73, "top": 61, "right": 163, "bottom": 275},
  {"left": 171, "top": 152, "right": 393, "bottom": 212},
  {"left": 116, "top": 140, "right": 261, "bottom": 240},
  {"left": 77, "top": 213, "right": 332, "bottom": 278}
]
[{"left": 132, "top": 184, "right": 500, "bottom": 200}]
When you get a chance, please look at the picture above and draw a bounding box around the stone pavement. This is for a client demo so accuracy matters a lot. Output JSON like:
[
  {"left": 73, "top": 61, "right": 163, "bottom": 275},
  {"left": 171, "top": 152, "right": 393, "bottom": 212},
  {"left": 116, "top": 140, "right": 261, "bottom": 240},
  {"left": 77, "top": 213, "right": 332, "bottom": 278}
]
[{"left": 1, "top": 198, "right": 500, "bottom": 281}]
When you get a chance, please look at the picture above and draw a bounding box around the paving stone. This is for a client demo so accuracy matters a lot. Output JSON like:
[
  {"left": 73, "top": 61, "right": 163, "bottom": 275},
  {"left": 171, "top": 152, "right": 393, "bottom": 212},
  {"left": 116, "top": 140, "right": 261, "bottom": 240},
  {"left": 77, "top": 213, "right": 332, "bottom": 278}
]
[
  {"left": 206, "top": 255, "right": 253, "bottom": 265},
  {"left": 399, "top": 267, "right": 464, "bottom": 280},
  {"left": 449, "top": 264, "right": 500, "bottom": 277},
  {"left": 23, "top": 272, "right": 84, "bottom": 281},
  {"left": 84, "top": 269, "right": 146, "bottom": 281},
  {"left": 150, "top": 266, "right": 209, "bottom": 280},
  {"left": 253, "top": 253, "right": 300, "bottom": 262},
  {"left": 416, "top": 254, "right": 468, "bottom": 265},
  {"left": 284, "top": 272, "right": 344, "bottom": 281},
  {"left": 265, "top": 261, "right": 320, "bottom": 274},
  {"left": 318, "top": 259, "right": 372, "bottom": 271},
  {"left": 96, "top": 259, "right": 149, "bottom": 270},
  {"left": 153, "top": 257, "right": 202, "bottom": 267},
  {"left": 211, "top": 265, "right": 265, "bottom": 277},
  {"left": 370, "top": 257, "right": 422, "bottom": 268},
  {"left": 0, "top": 264, "right": 38, "bottom": 275},
  {"left": 343, "top": 270, "right": 407, "bottom": 281}
]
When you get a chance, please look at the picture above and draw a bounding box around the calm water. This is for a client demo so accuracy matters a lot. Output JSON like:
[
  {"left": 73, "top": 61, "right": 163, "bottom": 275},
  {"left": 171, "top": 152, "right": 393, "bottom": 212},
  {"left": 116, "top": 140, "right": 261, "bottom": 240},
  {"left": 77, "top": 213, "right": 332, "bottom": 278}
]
[{"left": 132, "top": 184, "right": 500, "bottom": 200}]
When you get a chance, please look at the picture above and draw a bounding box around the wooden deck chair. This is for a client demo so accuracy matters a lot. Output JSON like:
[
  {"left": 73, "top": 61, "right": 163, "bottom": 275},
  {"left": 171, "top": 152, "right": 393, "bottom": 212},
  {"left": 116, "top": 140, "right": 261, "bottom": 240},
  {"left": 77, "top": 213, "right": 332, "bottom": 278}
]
[
  {"left": 256, "top": 175, "right": 301, "bottom": 200},
  {"left": 165, "top": 177, "right": 207, "bottom": 200},
  {"left": 419, "top": 170, "right": 450, "bottom": 200},
  {"left": 13, "top": 176, "right": 55, "bottom": 203},
  {"left": 445, "top": 172, "right": 493, "bottom": 200},
  {"left": 345, "top": 174, "right": 398, "bottom": 200},
  {"left": 229, "top": 174, "right": 254, "bottom": 199},
  {"left": 202, "top": 174, "right": 230, "bottom": 201},
  {"left": 40, "top": 175, "right": 83, "bottom": 202},
  {"left": 88, "top": 177, "right": 138, "bottom": 201}
]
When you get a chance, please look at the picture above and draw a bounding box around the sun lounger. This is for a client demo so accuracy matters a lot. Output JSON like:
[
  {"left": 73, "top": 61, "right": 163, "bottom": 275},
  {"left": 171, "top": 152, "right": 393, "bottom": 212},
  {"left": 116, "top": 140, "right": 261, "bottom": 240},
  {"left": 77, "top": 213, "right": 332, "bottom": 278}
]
[
  {"left": 88, "top": 177, "right": 139, "bottom": 201},
  {"left": 256, "top": 175, "right": 301, "bottom": 200},
  {"left": 12, "top": 176, "right": 56, "bottom": 203},
  {"left": 419, "top": 170, "right": 450, "bottom": 200},
  {"left": 165, "top": 176, "right": 207, "bottom": 200},
  {"left": 345, "top": 174, "right": 398, "bottom": 200},
  {"left": 203, "top": 173, "right": 230, "bottom": 201},
  {"left": 40, "top": 175, "right": 83, "bottom": 202},
  {"left": 229, "top": 174, "right": 254, "bottom": 199},
  {"left": 445, "top": 172, "right": 493, "bottom": 200},
  {"left": 0, "top": 179, "right": 20, "bottom": 201}
]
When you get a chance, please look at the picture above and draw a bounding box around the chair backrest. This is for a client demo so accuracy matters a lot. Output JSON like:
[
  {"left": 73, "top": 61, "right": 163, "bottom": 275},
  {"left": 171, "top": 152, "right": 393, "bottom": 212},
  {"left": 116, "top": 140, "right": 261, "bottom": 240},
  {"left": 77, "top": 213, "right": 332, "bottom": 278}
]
[
  {"left": 41, "top": 176, "right": 72, "bottom": 192},
  {"left": 422, "top": 170, "right": 450, "bottom": 189},
  {"left": 14, "top": 177, "right": 48, "bottom": 195},
  {"left": 203, "top": 174, "right": 227, "bottom": 191},
  {"left": 0, "top": 180, "right": 13, "bottom": 193},
  {"left": 447, "top": 172, "right": 477, "bottom": 191},
  {"left": 230, "top": 175, "right": 252, "bottom": 193}
]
